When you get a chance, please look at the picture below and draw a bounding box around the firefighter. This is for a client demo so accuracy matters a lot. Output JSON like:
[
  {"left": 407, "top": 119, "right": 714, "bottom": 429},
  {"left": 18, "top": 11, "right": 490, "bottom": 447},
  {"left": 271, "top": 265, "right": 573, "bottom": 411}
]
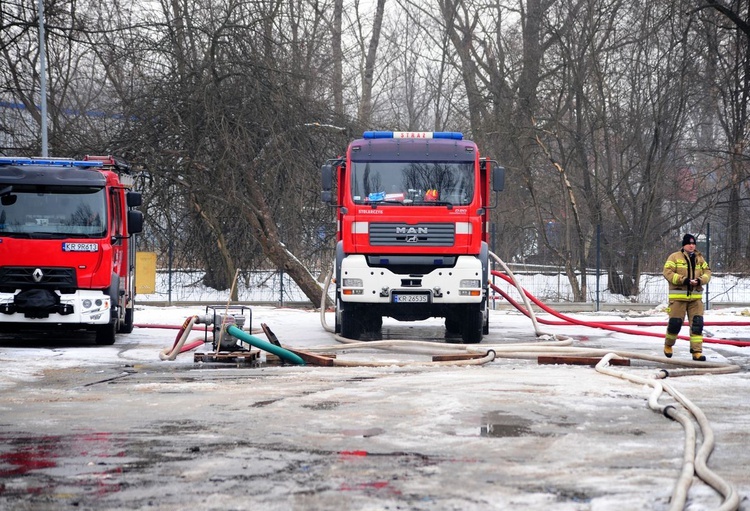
[{"left": 662, "top": 233, "right": 711, "bottom": 361}]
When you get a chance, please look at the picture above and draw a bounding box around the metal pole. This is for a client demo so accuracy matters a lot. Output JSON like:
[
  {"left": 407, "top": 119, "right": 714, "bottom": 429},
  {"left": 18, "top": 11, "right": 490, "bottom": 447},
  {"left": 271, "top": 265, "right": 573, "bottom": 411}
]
[
  {"left": 37, "top": 0, "right": 48, "bottom": 156},
  {"left": 491, "top": 223, "right": 496, "bottom": 310},
  {"left": 168, "top": 221, "right": 174, "bottom": 305},
  {"left": 596, "top": 224, "right": 601, "bottom": 312},
  {"left": 705, "top": 223, "right": 710, "bottom": 310}
]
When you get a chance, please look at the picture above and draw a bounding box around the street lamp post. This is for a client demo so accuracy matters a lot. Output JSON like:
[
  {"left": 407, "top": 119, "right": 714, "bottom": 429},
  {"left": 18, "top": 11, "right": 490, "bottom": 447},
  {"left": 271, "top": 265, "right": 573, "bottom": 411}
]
[{"left": 38, "top": 0, "right": 48, "bottom": 156}]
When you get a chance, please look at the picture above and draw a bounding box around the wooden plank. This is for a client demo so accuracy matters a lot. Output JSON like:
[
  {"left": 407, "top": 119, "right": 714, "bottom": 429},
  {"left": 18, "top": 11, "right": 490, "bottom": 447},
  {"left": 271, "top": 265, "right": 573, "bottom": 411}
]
[
  {"left": 194, "top": 350, "right": 260, "bottom": 363},
  {"left": 260, "top": 323, "right": 282, "bottom": 347},
  {"left": 286, "top": 348, "right": 337, "bottom": 366},
  {"left": 538, "top": 355, "right": 630, "bottom": 366}
]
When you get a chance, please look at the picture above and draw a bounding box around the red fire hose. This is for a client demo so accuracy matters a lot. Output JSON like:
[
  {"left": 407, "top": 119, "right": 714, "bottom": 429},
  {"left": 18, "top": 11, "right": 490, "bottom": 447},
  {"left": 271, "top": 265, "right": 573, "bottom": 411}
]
[{"left": 490, "top": 270, "right": 750, "bottom": 348}]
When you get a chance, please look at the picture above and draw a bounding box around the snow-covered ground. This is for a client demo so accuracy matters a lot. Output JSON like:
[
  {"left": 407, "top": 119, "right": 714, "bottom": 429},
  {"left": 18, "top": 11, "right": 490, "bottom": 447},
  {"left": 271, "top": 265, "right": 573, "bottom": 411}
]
[{"left": 1, "top": 303, "right": 748, "bottom": 510}]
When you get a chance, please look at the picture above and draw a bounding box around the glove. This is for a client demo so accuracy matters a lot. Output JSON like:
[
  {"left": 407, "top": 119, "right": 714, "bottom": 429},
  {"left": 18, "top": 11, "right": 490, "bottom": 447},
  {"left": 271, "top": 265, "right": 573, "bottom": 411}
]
[{"left": 683, "top": 278, "right": 691, "bottom": 286}]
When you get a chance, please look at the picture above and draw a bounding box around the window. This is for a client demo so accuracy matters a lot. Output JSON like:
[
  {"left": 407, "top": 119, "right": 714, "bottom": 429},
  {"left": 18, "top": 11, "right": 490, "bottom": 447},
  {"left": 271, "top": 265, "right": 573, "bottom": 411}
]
[{"left": 350, "top": 161, "right": 475, "bottom": 205}]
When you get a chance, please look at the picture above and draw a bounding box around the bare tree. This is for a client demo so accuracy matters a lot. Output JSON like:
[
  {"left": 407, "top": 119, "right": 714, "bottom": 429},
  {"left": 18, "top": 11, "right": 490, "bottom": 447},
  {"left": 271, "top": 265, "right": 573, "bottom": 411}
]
[{"left": 358, "top": 0, "right": 387, "bottom": 126}]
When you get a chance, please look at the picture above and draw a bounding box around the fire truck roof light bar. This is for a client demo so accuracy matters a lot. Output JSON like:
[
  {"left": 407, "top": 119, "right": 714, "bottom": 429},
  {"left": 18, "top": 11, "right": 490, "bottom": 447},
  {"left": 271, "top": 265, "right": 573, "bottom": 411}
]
[
  {"left": 0, "top": 157, "right": 101, "bottom": 168},
  {"left": 363, "top": 131, "right": 463, "bottom": 140}
]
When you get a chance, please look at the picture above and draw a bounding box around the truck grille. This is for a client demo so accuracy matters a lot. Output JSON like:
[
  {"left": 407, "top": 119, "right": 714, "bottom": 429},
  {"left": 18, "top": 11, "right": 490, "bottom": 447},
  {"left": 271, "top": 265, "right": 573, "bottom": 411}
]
[
  {"left": 369, "top": 223, "right": 454, "bottom": 246},
  {"left": 0, "top": 267, "right": 76, "bottom": 291}
]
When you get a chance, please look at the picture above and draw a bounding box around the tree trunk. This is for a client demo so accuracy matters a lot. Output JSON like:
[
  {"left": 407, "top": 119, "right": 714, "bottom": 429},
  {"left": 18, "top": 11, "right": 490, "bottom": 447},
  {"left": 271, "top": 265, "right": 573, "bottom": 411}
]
[
  {"left": 331, "top": 0, "right": 344, "bottom": 123},
  {"left": 239, "top": 178, "right": 331, "bottom": 308},
  {"left": 359, "top": 0, "right": 387, "bottom": 126}
]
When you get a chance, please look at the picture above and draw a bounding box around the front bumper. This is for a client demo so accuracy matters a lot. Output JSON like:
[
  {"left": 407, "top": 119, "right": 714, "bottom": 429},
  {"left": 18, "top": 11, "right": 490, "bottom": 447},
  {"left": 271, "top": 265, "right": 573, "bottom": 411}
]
[
  {"left": 339, "top": 254, "right": 485, "bottom": 304},
  {"left": 0, "top": 289, "right": 112, "bottom": 325}
]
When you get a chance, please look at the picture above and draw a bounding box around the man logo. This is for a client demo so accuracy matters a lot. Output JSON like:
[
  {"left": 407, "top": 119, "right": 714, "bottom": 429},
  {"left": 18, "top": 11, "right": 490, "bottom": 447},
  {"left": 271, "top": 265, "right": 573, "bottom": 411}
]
[
  {"left": 395, "top": 226, "right": 428, "bottom": 234},
  {"left": 406, "top": 235, "right": 419, "bottom": 243}
]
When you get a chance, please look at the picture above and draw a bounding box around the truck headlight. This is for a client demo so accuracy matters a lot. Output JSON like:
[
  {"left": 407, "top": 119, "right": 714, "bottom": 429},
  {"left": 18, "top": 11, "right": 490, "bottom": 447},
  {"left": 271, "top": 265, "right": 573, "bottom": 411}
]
[{"left": 460, "top": 279, "right": 481, "bottom": 288}]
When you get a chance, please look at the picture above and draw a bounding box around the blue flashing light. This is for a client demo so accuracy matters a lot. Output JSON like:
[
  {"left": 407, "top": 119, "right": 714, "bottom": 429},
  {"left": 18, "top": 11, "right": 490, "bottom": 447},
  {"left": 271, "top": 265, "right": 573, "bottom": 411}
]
[
  {"left": 432, "top": 132, "right": 463, "bottom": 140},
  {"left": 363, "top": 131, "right": 394, "bottom": 139},
  {"left": 0, "top": 157, "right": 101, "bottom": 168},
  {"left": 362, "top": 131, "right": 463, "bottom": 140}
]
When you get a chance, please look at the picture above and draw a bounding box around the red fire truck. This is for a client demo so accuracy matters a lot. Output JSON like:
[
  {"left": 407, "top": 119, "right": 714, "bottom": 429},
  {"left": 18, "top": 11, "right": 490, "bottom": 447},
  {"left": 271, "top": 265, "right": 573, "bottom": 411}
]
[
  {"left": 0, "top": 155, "right": 143, "bottom": 344},
  {"left": 322, "top": 131, "right": 504, "bottom": 342}
]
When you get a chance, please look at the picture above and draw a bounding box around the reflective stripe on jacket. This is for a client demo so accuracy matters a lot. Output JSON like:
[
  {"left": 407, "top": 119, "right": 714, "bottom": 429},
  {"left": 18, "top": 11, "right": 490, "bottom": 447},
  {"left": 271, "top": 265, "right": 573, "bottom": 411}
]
[{"left": 663, "top": 249, "right": 711, "bottom": 301}]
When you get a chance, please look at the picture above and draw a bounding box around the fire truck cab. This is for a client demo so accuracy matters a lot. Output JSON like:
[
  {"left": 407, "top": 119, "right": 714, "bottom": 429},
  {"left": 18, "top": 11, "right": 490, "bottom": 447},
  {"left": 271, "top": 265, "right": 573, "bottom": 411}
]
[
  {"left": 0, "top": 156, "right": 143, "bottom": 344},
  {"left": 322, "top": 131, "right": 504, "bottom": 343}
]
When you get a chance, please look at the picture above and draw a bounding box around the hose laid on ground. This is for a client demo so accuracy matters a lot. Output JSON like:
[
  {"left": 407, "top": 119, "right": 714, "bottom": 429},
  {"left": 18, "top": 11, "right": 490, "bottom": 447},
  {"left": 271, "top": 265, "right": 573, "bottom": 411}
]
[
  {"left": 317, "top": 251, "right": 740, "bottom": 509},
  {"left": 329, "top": 349, "right": 496, "bottom": 367},
  {"left": 320, "top": 265, "right": 335, "bottom": 334},
  {"left": 596, "top": 353, "right": 739, "bottom": 511},
  {"left": 660, "top": 378, "right": 739, "bottom": 511},
  {"left": 489, "top": 251, "right": 551, "bottom": 337},
  {"left": 490, "top": 270, "right": 750, "bottom": 347},
  {"left": 226, "top": 324, "right": 306, "bottom": 365},
  {"left": 158, "top": 315, "right": 202, "bottom": 361}
]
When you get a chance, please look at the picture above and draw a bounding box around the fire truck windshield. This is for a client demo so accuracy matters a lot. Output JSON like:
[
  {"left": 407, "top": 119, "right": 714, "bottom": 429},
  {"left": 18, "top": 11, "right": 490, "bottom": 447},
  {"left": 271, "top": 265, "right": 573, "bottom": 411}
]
[
  {"left": 350, "top": 161, "right": 474, "bottom": 205},
  {"left": 0, "top": 186, "right": 107, "bottom": 238}
]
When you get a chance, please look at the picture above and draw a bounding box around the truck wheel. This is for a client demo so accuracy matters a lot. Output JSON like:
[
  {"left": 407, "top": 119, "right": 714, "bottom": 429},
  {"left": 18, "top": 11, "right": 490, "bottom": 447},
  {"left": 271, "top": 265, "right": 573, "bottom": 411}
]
[
  {"left": 445, "top": 315, "right": 461, "bottom": 334},
  {"left": 365, "top": 313, "right": 382, "bottom": 334},
  {"left": 95, "top": 319, "right": 117, "bottom": 345},
  {"left": 461, "top": 306, "right": 483, "bottom": 344},
  {"left": 340, "top": 306, "right": 363, "bottom": 340},
  {"left": 119, "top": 307, "right": 134, "bottom": 333},
  {"left": 334, "top": 298, "right": 342, "bottom": 334},
  {"left": 482, "top": 301, "right": 489, "bottom": 335},
  {"left": 119, "top": 299, "right": 135, "bottom": 334}
]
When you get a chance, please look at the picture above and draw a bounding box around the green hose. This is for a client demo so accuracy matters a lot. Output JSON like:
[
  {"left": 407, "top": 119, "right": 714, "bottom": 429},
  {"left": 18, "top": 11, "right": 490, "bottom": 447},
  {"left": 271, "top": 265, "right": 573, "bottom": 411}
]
[{"left": 226, "top": 325, "right": 306, "bottom": 365}]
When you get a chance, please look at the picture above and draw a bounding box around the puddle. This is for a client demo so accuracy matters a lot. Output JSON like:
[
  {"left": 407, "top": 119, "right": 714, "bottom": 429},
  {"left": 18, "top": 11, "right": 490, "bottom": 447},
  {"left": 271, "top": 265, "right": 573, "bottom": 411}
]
[
  {"left": 0, "top": 433, "right": 129, "bottom": 498},
  {"left": 480, "top": 411, "right": 555, "bottom": 438},
  {"left": 303, "top": 400, "right": 341, "bottom": 410}
]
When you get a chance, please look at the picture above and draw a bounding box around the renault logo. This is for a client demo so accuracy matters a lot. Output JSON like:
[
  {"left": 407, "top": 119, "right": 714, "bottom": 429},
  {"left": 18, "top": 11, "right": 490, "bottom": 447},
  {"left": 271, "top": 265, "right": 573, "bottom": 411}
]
[{"left": 33, "top": 268, "right": 44, "bottom": 283}]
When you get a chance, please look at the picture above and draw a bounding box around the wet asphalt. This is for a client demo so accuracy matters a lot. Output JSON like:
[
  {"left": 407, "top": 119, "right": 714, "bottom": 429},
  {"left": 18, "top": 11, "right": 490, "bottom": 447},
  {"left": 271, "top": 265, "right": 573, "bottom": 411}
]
[{"left": 1, "top": 309, "right": 749, "bottom": 511}]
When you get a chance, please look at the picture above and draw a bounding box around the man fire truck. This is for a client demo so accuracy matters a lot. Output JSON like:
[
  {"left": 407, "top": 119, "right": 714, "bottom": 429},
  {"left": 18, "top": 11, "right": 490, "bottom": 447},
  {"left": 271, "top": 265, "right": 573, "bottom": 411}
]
[
  {"left": 0, "top": 155, "right": 143, "bottom": 345},
  {"left": 322, "top": 131, "right": 504, "bottom": 343}
]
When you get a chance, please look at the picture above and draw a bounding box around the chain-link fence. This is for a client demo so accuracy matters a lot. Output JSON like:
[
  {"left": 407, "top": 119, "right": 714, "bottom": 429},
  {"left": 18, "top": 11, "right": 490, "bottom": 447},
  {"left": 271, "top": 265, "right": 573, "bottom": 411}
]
[{"left": 137, "top": 266, "right": 750, "bottom": 308}]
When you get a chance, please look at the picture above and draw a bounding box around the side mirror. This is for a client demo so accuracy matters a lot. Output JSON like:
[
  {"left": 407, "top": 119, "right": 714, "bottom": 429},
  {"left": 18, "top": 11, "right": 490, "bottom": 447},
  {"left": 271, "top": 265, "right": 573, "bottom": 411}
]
[
  {"left": 128, "top": 210, "right": 144, "bottom": 234},
  {"left": 322, "top": 164, "right": 332, "bottom": 191},
  {"left": 321, "top": 164, "right": 334, "bottom": 204},
  {"left": 493, "top": 166, "right": 505, "bottom": 192},
  {"left": 126, "top": 191, "right": 142, "bottom": 208}
]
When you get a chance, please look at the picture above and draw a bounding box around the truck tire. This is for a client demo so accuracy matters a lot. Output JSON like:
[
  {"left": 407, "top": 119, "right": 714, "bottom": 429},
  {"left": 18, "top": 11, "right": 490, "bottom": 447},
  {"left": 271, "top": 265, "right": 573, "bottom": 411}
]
[
  {"left": 119, "top": 296, "right": 135, "bottom": 334},
  {"left": 340, "top": 305, "right": 363, "bottom": 340},
  {"left": 445, "top": 315, "right": 461, "bottom": 334},
  {"left": 95, "top": 315, "right": 117, "bottom": 345},
  {"left": 119, "top": 307, "right": 134, "bottom": 333},
  {"left": 461, "top": 305, "right": 483, "bottom": 344},
  {"left": 334, "top": 298, "right": 342, "bottom": 334},
  {"left": 365, "top": 312, "right": 382, "bottom": 334},
  {"left": 482, "top": 300, "right": 489, "bottom": 335}
]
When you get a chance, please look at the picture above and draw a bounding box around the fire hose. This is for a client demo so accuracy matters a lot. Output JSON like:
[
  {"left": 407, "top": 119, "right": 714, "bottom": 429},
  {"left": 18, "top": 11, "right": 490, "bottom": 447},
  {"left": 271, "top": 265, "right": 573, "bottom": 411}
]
[
  {"left": 315, "top": 257, "right": 743, "bottom": 510},
  {"left": 151, "top": 256, "right": 744, "bottom": 509}
]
